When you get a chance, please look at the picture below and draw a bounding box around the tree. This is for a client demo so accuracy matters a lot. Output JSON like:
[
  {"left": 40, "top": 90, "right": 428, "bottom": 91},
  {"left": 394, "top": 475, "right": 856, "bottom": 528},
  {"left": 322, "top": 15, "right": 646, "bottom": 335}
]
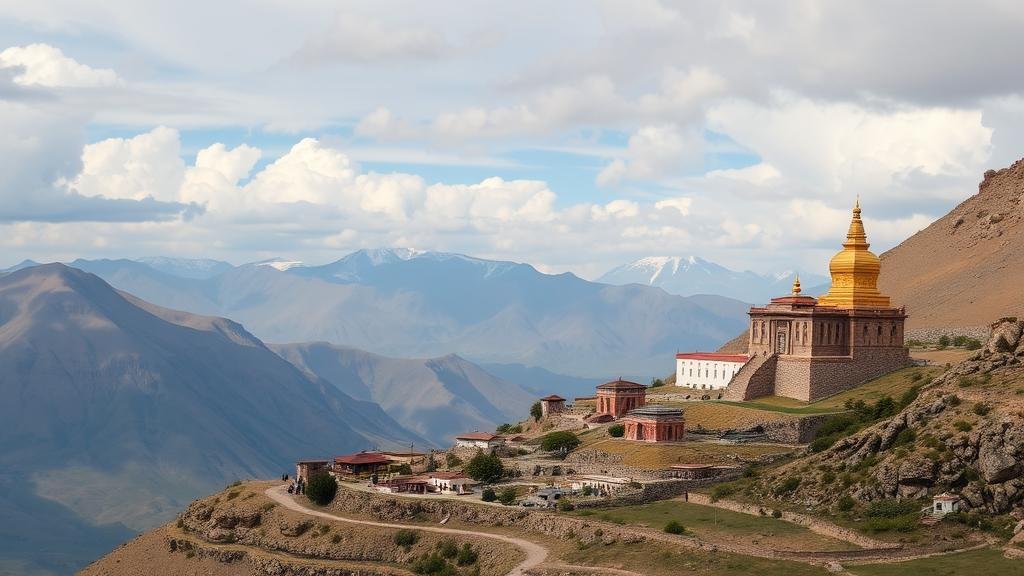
[
  {"left": 650, "top": 377, "right": 665, "bottom": 388},
  {"left": 481, "top": 488, "right": 497, "bottom": 502},
  {"left": 393, "top": 463, "right": 413, "bottom": 475},
  {"left": 425, "top": 451, "right": 438, "bottom": 473},
  {"left": 445, "top": 453, "right": 463, "bottom": 468},
  {"left": 305, "top": 472, "right": 338, "bottom": 506},
  {"left": 938, "top": 334, "right": 951, "bottom": 349},
  {"left": 464, "top": 450, "right": 504, "bottom": 483},
  {"left": 496, "top": 423, "right": 513, "bottom": 433},
  {"left": 530, "top": 401, "right": 543, "bottom": 421},
  {"left": 608, "top": 424, "right": 625, "bottom": 438},
  {"left": 540, "top": 431, "right": 580, "bottom": 452}
]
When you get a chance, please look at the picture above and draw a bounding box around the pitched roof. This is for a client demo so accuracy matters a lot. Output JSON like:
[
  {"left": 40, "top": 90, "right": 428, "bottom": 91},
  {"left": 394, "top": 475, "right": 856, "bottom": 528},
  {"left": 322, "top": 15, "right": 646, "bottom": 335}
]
[
  {"left": 455, "top": 432, "right": 502, "bottom": 441},
  {"left": 675, "top": 353, "right": 750, "bottom": 363},
  {"left": 428, "top": 471, "right": 469, "bottom": 480},
  {"left": 334, "top": 451, "right": 391, "bottom": 465},
  {"left": 596, "top": 379, "right": 645, "bottom": 390},
  {"left": 540, "top": 394, "right": 566, "bottom": 401}
]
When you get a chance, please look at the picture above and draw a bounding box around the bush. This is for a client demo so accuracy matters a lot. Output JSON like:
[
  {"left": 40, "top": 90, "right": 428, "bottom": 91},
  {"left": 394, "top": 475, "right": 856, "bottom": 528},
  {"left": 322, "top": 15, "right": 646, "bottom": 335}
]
[
  {"left": 481, "top": 488, "right": 497, "bottom": 502},
  {"left": 437, "top": 539, "right": 459, "bottom": 559},
  {"left": 664, "top": 520, "right": 687, "bottom": 535},
  {"left": 608, "top": 424, "right": 625, "bottom": 438},
  {"left": 893, "top": 427, "right": 917, "bottom": 447},
  {"left": 771, "top": 509, "right": 783, "bottom": 519},
  {"left": 540, "top": 431, "right": 581, "bottom": 452},
  {"left": 496, "top": 423, "right": 513, "bottom": 433},
  {"left": 958, "top": 376, "right": 975, "bottom": 388},
  {"left": 954, "top": 420, "right": 973, "bottom": 432},
  {"left": 773, "top": 477, "right": 801, "bottom": 496},
  {"left": 464, "top": 451, "right": 505, "bottom": 483},
  {"left": 973, "top": 402, "right": 992, "bottom": 416},
  {"left": 497, "top": 487, "right": 518, "bottom": 505},
  {"left": 445, "top": 453, "right": 463, "bottom": 468},
  {"left": 305, "top": 472, "right": 338, "bottom": 506},
  {"left": 964, "top": 338, "right": 983, "bottom": 350},
  {"left": 938, "top": 335, "right": 951, "bottom": 348},
  {"left": 410, "top": 552, "right": 457, "bottom": 575},
  {"left": 394, "top": 529, "right": 420, "bottom": 549},
  {"left": 456, "top": 543, "right": 479, "bottom": 566},
  {"left": 898, "top": 385, "right": 921, "bottom": 408},
  {"left": 865, "top": 499, "right": 919, "bottom": 518},
  {"left": 558, "top": 499, "right": 575, "bottom": 512},
  {"left": 864, "top": 515, "right": 918, "bottom": 533},
  {"left": 709, "top": 482, "right": 737, "bottom": 502},
  {"left": 836, "top": 495, "right": 855, "bottom": 512},
  {"left": 530, "top": 401, "right": 543, "bottom": 421},
  {"left": 945, "top": 394, "right": 962, "bottom": 407},
  {"left": 650, "top": 378, "right": 665, "bottom": 388}
]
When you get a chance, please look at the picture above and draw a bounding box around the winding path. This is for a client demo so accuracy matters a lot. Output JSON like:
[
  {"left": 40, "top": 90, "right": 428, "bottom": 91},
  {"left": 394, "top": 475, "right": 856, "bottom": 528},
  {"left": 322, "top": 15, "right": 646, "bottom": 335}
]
[{"left": 266, "top": 484, "right": 557, "bottom": 576}]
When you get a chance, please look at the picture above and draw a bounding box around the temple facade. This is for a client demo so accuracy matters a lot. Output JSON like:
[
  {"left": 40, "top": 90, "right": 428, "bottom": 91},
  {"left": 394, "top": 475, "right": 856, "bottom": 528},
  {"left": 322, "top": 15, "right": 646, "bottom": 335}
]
[
  {"left": 622, "top": 405, "right": 685, "bottom": 442},
  {"left": 723, "top": 200, "right": 911, "bottom": 402},
  {"left": 595, "top": 379, "right": 647, "bottom": 417}
]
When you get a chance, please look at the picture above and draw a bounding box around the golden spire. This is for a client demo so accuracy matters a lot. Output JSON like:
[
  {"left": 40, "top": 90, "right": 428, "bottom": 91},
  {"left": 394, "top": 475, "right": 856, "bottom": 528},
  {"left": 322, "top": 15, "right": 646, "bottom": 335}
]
[
  {"left": 817, "top": 198, "right": 892, "bottom": 309},
  {"left": 791, "top": 274, "right": 802, "bottom": 295}
]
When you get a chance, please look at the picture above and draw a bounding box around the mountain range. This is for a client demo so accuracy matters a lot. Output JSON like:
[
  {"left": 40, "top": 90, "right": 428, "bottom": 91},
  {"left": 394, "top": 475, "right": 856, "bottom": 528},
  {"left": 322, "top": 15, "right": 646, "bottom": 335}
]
[
  {"left": 51, "top": 249, "right": 750, "bottom": 379},
  {"left": 597, "top": 255, "right": 829, "bottom": 303},
  {"left": 0, "top": 264, "right": 423, "bottom": 574}
]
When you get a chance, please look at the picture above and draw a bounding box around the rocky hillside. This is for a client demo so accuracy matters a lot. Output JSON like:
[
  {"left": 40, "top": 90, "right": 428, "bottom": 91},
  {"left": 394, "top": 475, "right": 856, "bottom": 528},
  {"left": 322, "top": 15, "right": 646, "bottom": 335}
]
[
  {"left": 755, "top": 318, "right": 1024, "bottom": 518},
  {"left": 878, "top": 158, "right": 1024, "bottom": 331}
]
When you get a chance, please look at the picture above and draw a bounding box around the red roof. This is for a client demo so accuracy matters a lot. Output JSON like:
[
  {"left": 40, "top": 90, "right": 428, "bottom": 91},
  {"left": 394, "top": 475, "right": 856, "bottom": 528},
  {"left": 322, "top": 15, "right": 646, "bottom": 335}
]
[
  {"left": 540, "top": 394, "right": 566, "bottom": 401},
  {"left": 334, "top": 451, "right": 391, "bottom": 465},
  {"left": 596, "top": 379, "right": 645, "bottom": 390},
  {"left": 675, "top": 353, "right": 749, "bottom": 363},
  {"left": 428, "top": 471, "right": 468, "bottom": 480},
  {"left": 456, "top": 432, "right": 501, "bottom": 441}
]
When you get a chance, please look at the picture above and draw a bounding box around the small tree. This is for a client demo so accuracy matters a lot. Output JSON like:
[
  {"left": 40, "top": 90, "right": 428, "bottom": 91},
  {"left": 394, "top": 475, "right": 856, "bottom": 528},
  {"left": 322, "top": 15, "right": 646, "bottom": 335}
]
[
  {"left": 650, "top": 378, "right": 665, "bottom": 388},
  {"left": 938, "top": 334, "right": 951, "bottom": 349},
  {"left": 530, "top": 401, "right": 543, "bottom": 421},
  {"left": 481, "top": 488, "right": 497, "bottom": 502},
  {"left": 608, "top": 424, "right": 625, "bottom": 438},
  {"left": 496, "top": 423, "right": 513, "bottom": 433},
  {"left": 664, "top": 520, "right": 686, "bottom": 535},
  {"left": 393, "top": 463, "right": 413, "bottom": 475},
  {"left": 393, "top": 529, "right": 420, "bottom": 549},
  {"left": 425, "top": 451, "right": 438, "bottom": 473},
  {"left": 456, "top": 543, "right": 479, "bottom": 566},
  {"left": 445, "top": 453, "right": 463, "bottom": 468},
  {"left": 305, "top": 472, "right": 338, "bottom": 506},
  {"left": 540, "top": 431, "right": 581, "bottom": 452},
  {"left": 464, "top": 450, "right": 504, "bottom": 483}
]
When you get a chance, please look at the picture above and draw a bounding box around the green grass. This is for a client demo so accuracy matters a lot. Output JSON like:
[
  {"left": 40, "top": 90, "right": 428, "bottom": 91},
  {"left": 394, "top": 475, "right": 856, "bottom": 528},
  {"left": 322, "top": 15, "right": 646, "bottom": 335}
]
[
  {"left": 577, "top": 500, "right": 806, "bottom": 537},
  {"left": 847, "top": 548, "right": 1024, "bottom": 576}
]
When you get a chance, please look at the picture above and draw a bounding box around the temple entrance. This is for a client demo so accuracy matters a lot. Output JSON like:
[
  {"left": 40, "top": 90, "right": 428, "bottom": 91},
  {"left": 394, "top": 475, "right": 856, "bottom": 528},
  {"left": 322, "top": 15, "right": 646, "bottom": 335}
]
[{"left": 775, "top": 330, "right": 788, "bottom": 354}]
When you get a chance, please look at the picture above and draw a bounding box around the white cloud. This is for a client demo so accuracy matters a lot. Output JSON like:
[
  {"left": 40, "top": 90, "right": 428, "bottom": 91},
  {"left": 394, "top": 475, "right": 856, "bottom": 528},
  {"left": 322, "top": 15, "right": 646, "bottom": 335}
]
[
  {"left": 655, "top": 197, "right": 692, "bottom": 216},
  {"left": 597, "top": 125, "right": 705, "bottom": 186},
  {"left": 0, "top": 44, "right": 119, "bottom": 87},
  {"left": 72, "top": 126, "right": 185, "bottom": 202},
  {"left": 290, "top": 11, "right": 449, "bottom": 64}
]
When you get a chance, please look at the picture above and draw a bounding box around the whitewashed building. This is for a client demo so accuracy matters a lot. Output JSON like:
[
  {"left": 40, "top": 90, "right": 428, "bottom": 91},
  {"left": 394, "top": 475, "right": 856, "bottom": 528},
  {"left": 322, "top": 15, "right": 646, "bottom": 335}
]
[
  {"left": 675, "top": 353, "right": 749, "bottom": 390},
  {"left": 932, "top": 493, "right": 961, "bottom": 517},
  {"left": 454, "top": 432, "right": 505, "bottom": 450},
  {"left": 570, "top": 475, "right": 632, "bottom": 496},
  {"left": 427, "top": 472, "right": 478, "bottom": 495}
]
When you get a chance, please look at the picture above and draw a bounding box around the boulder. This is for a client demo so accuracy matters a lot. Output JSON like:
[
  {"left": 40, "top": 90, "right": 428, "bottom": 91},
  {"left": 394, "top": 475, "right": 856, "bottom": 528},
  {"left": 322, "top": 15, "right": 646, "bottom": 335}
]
[
  {"left": 987, "top": 320, "right": 1023, "bottom": 353},
  {"left": 898, "top": 457, "right": 937, "bottom": 486},
  {"left": 978, "top": 446, "right": 1021, "bottom": 484}
]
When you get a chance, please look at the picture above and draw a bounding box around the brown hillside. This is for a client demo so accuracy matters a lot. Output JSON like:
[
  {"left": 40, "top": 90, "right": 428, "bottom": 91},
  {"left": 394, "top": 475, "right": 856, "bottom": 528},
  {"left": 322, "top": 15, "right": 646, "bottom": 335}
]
[{"left": 878, "top": 158, "right": 1024, "bottom": 330}]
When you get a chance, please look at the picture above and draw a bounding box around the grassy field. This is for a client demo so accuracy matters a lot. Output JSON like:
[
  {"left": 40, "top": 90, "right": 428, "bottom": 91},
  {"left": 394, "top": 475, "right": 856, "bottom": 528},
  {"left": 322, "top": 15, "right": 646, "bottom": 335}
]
[
  {"left": 556, "top": 539, "right": 831, "bottom": 576},
  {"left": 847, "top": 547, "right": 1024, "bottom": 575},
  {"left": 580, "top": 437, "right": 794, "bottom": 467},
  {"left": 575, "top": 500, "right": 855, "bottom": 552}
]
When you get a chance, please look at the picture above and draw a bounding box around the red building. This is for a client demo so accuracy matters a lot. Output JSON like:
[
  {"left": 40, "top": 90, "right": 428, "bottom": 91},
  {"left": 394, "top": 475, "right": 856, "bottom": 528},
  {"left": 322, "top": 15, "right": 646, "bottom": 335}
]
[
  {"left": 621, "top": 405, "right": 685, "bottom": 442},
  {"left": 596, "top": 379, "right": 646, "bottom": 418},
  {"left": 333, "top": 451, "right": 391, "bottom": 475},
  {"left": 540, "top": 394, "right": 566, "bottom": 417}
]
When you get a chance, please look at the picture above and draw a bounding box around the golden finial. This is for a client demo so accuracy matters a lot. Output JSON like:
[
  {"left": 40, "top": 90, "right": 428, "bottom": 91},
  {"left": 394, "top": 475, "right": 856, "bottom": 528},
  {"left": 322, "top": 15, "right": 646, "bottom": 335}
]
[{"left": 792, "top": 274, "right": 802, "bottom": 295}]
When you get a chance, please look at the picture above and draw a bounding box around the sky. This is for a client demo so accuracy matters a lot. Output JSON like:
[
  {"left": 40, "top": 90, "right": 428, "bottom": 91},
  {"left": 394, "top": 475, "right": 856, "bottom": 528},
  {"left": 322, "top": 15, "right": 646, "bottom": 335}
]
[{"left": 1, "top": 1, "right": 1022, "bottom": 279}]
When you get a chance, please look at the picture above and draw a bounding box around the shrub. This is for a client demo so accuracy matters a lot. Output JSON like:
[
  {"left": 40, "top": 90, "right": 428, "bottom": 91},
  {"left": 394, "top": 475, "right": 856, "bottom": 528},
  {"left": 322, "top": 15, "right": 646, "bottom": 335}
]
[
  {"left": 771, "top": 509, "right": 783, "bottom": 519},
  {"left": 456, "top": 543, "right": 479, "bottom": 566},
  {"left": 445, "top": 453, "right": 463, "bottom": 468},
  {"left": 893, "top": 427, "right": 917, "bottom": 447},
  {"left": 305, "top": 472, "right": 338, "bottom": 506},
  {"left": 608, "top": 424, "right": 625, "bottom": 438},
  {"left": 530, "top": 401, "right": 543, "bottom": 421},
  {"left": 958, "top": 376, "right": 975, "bottom": 388},
  {"left": 540, "top": 431, "right": 581, "bottom": 453},
  {"left": 938, "top": 335, "right": 951, "bottom": 348},
  {"left": 437, "top": 539, "right": 458, "bottom": 559},
  {"left": 911, "top": 371, "right": 924, "bottom": 382},
  {"left": 709, "top": 482, "right": 737, "bottom": 502},
  {"left": 898, "top": 385, "right": 921, "bottom": 408},
  {"left": 464, "top": 451, "right": 504, "bottom": 483},
  {"left": 664, "top": 520, "right": 687, "bottom": 535},
  {"left": 836, "top": 495, "right": 855, "bottom": 512},
  {"left": 558, "top": 499, "right": 575, "bottom": 512},
  {"left": 945, "top": 394, "right": 961, "bottom": 407},
  {"left": 773, "top": 477, "right": 801, "bottom": 496},
  {"left": 864, "top": 515, "right": 918, "bottom": 533},
  {"left": 973, "top": 402, "right": 992, "bottom": 416},
  {"left": 410, "top": 552, "right": 456, "bottom": 575},
  {"left": 497, "top": 487, "right": 518, "bottom": 505},
  {"left": 865, "top": 499, "right": 919, "bottom": 518},
  {"left": 496, "top": 423, "right": 513, "bottom": 433},
  {"left": 650, "top": 378, "right": 665, "bottom": 388},
  {"left": 331, "top": 533, "right": 342, "bottom": 544},
  {"left": 481, "top": 488, "right": 497, "bottom": 502},
  {"left": 954, "top": 420, "right": 973, "bottom": 432},
  {"left": 393, "top": 529, "right": 420, "bottom": 549},
  {"left": 964, "top": 338, "right": 983, "bottom": 350}
]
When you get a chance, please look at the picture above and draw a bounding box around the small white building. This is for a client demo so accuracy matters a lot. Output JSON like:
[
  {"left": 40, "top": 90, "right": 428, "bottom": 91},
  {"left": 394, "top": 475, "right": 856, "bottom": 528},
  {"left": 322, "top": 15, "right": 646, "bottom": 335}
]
[
  {"left": 570, "top": 475, "right": 631, "bottom": 496},
  {"left": 675, "top": 353, "right": 749, "bottom": 390},
  {"left": 427, "top": 472, "right": 478, "bottom": 495},
  {"left": 932, "top": 493, "right": 961, "bottom": 517},
  {"left": 454, "top": 432, "right": 505, "bottom": 450}
]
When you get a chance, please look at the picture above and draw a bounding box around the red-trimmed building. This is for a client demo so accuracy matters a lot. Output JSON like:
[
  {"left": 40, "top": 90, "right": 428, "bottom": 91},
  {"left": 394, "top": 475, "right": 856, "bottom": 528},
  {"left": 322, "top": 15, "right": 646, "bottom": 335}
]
[
  {"left": 675, "top": 352, "right": 750, "bottom": 391},
  {"left": 596, "top": 379, "right": 646, "bottom": 418},
  {"left": 539, "top": 394, "right": 566, "bottom": 417},
  {"left": 333, "top": 451, "right": 391, "bottom": 475},
  {"left": 621, "top": 405, "right": 685, "bottom": 442}
]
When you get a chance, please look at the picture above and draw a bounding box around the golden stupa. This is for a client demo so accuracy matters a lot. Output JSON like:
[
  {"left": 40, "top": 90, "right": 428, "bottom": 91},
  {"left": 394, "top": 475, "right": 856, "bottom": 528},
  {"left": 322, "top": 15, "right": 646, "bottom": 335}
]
[{"left": 816, "top": 199, "right": 892, "bottom": 309}]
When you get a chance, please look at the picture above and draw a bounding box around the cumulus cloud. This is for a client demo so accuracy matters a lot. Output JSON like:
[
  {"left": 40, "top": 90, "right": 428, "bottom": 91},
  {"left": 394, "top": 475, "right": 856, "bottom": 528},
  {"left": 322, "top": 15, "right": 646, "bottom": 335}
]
[
  {"left": 0, "top": 44, "right": 120, "bottom": 87},
  {"left": 597, "top": 125, "right": 705, "bottom": 186}
]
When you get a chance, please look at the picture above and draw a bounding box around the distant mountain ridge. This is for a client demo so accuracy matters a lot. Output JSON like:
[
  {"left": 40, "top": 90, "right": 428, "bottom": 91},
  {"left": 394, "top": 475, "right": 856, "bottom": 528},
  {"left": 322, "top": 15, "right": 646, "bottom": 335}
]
[
  {"left": 0, "top": 264, "right": 422, "bottom": 574},
  {"left": 58, "top": 248, "right": 749, "bottom": 379},
  {"left": 598, "top": 255, "right": 828, "bottom": 303}
]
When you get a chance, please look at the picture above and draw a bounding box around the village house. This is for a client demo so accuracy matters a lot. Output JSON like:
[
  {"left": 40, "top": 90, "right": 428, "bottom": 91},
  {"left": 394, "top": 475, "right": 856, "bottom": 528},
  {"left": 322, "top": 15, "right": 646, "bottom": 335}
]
[
  {"left": 675, "top": 353, "right": 749, "bottom": 390},
  {"left": 454, "top": 432, "right": 505, "bottom": 450},
  {"left": 295, "top": 460, "right": 329, "bottom": 482},
  {"left": 932, "top": 493, "right": 961, "bottom": 517},
  {"left": 621, "top": 405, "right": 685, "bottom": 442},
  {"left": 539, "top": 394, "right": 567, "bottom": 417},
  {"left": 570, "top": 475, "right": 631, "bottom": 496},
  {"left": 427, "top": 471, "right": 478, "bottom": 495},
  {"left": 333, "top": 451, "right": 391, "bottom": 476},
  {"left": 595, "top": 379, "right": 646, "bottom": 418},
  {"left": 376, "top": 475, "right": 429, "bottom": 494}
]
